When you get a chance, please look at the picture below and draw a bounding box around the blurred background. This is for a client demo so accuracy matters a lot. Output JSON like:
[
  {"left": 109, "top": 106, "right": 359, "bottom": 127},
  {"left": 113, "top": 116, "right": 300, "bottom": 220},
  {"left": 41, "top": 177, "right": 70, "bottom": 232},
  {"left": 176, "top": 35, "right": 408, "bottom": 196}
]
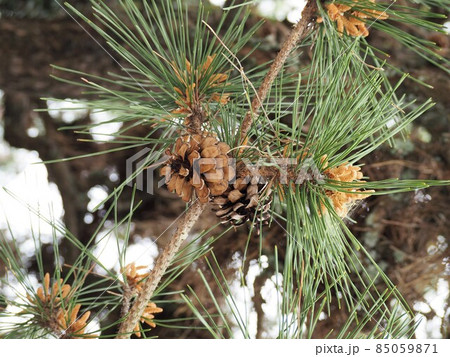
[{"left": 0, "top": 0, "right": 449, "bottom": 338}]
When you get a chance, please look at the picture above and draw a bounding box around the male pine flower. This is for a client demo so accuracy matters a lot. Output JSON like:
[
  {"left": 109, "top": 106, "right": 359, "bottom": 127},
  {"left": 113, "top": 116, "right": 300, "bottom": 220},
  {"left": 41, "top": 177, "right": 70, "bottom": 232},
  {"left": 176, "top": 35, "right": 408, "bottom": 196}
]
[
  {"left": 27, "top": 273, "right": 96, "bottom": 338},
  {"left": 57, "top": 304, "right": 94, "bottom": 338},
  {"left": 122, "top": 263, "right": 148, "bottom": 292},
  {"left": 121, "top": 262, "right": 163, "bottom": 337},
  {"left": 317, "top": 0, "right": 389, "bottom": 37},
  {"left": 172, "top": 55, "right": 230, "bottom": 121},
  {"left": 133, "top": 302, "right": 163, "bottom": 338},
  {"left": 322, "top": 159, "right": 374, "bottom": 217},
  {"left": 27, "top": 272, "right": 71, "bottom": 306}
]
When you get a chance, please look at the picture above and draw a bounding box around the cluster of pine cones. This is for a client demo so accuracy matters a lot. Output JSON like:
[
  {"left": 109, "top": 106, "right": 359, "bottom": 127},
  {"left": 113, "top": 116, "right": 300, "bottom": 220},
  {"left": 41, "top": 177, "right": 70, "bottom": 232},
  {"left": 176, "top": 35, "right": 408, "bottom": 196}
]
[
  {"left": 160, "top": 134, "right": 372, "bottom": 227},
  {"left": 160, "top": 134, "right": 271, "bottom": 227}
]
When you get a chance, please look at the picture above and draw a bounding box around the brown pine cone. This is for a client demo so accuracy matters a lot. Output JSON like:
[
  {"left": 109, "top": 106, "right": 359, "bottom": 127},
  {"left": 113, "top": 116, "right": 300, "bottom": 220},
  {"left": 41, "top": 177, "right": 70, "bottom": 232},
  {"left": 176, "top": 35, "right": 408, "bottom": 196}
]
[
  {"left": 212, "top": 176, "right": 272, "bottom": 227},
  {"left": 160, "top": 134, "right": 235, "bottom": 203}
]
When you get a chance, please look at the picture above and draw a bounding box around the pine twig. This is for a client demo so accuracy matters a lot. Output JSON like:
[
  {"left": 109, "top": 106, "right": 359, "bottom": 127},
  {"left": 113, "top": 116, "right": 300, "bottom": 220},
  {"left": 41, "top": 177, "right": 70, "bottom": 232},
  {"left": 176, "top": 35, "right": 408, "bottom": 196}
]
[
  {"left": 116, "top": 201, "right": 206, "bottom": 338},
  {"left": 120, "top": 286, "right": 133, "bottom": 319},
  {"left": 239, "top": 0, "right": 317, "bottom": 143}
]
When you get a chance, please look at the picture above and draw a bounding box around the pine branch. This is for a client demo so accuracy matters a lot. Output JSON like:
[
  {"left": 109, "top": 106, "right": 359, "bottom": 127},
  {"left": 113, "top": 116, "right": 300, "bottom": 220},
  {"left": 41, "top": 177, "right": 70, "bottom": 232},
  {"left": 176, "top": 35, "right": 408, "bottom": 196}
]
[
  {"left": 20, "top": 0, "right": 447, "bottom": 340},
  {"left": 116, "top": 4, "right": 319, "bottom": 338},
  {"left": 120, "top": 286, "right": 133, "bottom": 319},
  {"left": 116, "top": 201, "right": 206, "bottom": 339},
  {"left": 238, "top": 0, "right": 318, "bottom": 144}
]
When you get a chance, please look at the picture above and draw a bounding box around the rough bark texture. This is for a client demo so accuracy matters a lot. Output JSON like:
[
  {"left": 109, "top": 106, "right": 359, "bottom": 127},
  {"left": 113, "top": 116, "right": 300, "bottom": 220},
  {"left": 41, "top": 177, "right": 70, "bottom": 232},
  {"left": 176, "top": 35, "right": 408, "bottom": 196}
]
[
  {"left": 239, "top": 0, "right": 318, "bottom": 143},
  {"left": 117, "top": 201, "right": 206, "bottom": 338}
]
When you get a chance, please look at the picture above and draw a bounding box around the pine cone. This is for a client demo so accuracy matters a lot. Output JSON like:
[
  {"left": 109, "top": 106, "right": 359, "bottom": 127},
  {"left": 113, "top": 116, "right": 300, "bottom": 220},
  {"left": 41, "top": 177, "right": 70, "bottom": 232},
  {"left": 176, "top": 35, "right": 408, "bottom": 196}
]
[
  {"left": 212, "top": 176, "right": 272, "bottom": 227},
  {"left": 160, "top": 134, "right": 235, "bottom": 203}
]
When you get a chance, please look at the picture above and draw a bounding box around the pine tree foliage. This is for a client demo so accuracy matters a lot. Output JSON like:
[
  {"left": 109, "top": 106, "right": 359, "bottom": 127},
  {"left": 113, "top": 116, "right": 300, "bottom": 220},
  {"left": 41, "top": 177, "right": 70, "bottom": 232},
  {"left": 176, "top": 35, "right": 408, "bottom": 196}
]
[{"left": 1, "top": 0, "right": 449, "bottom": 339}]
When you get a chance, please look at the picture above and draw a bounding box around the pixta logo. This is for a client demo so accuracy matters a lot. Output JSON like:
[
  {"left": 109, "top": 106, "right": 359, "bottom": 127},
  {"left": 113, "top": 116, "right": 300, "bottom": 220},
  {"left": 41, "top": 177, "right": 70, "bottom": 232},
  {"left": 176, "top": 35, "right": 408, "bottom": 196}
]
[
  {"left": 126, "top": 148, "right": 325, "bottom": 195},
  {"left": 125, "top": 148, "right": 169, "bottom": 195}
]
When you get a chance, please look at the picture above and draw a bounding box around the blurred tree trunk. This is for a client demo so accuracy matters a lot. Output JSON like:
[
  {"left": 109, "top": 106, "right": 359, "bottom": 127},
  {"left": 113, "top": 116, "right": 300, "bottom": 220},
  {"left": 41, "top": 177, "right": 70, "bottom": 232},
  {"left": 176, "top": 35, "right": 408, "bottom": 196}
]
[
  {"left": 0, "top": 14, "right": 120, "bottom": 264},
  {"left": 0, "top": 17, "right": 117, "bottom": 97}
]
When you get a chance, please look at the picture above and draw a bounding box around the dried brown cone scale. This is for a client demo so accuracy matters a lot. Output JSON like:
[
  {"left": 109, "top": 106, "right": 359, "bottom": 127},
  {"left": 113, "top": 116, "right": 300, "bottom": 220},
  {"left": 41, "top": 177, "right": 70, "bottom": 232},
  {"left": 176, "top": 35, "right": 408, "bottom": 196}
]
[
  {"left": 213, "top": 176, "right": 272, "bottom": 227},
  {"left": 160, "top": 134, "right": 235, "bottom": 203}
]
